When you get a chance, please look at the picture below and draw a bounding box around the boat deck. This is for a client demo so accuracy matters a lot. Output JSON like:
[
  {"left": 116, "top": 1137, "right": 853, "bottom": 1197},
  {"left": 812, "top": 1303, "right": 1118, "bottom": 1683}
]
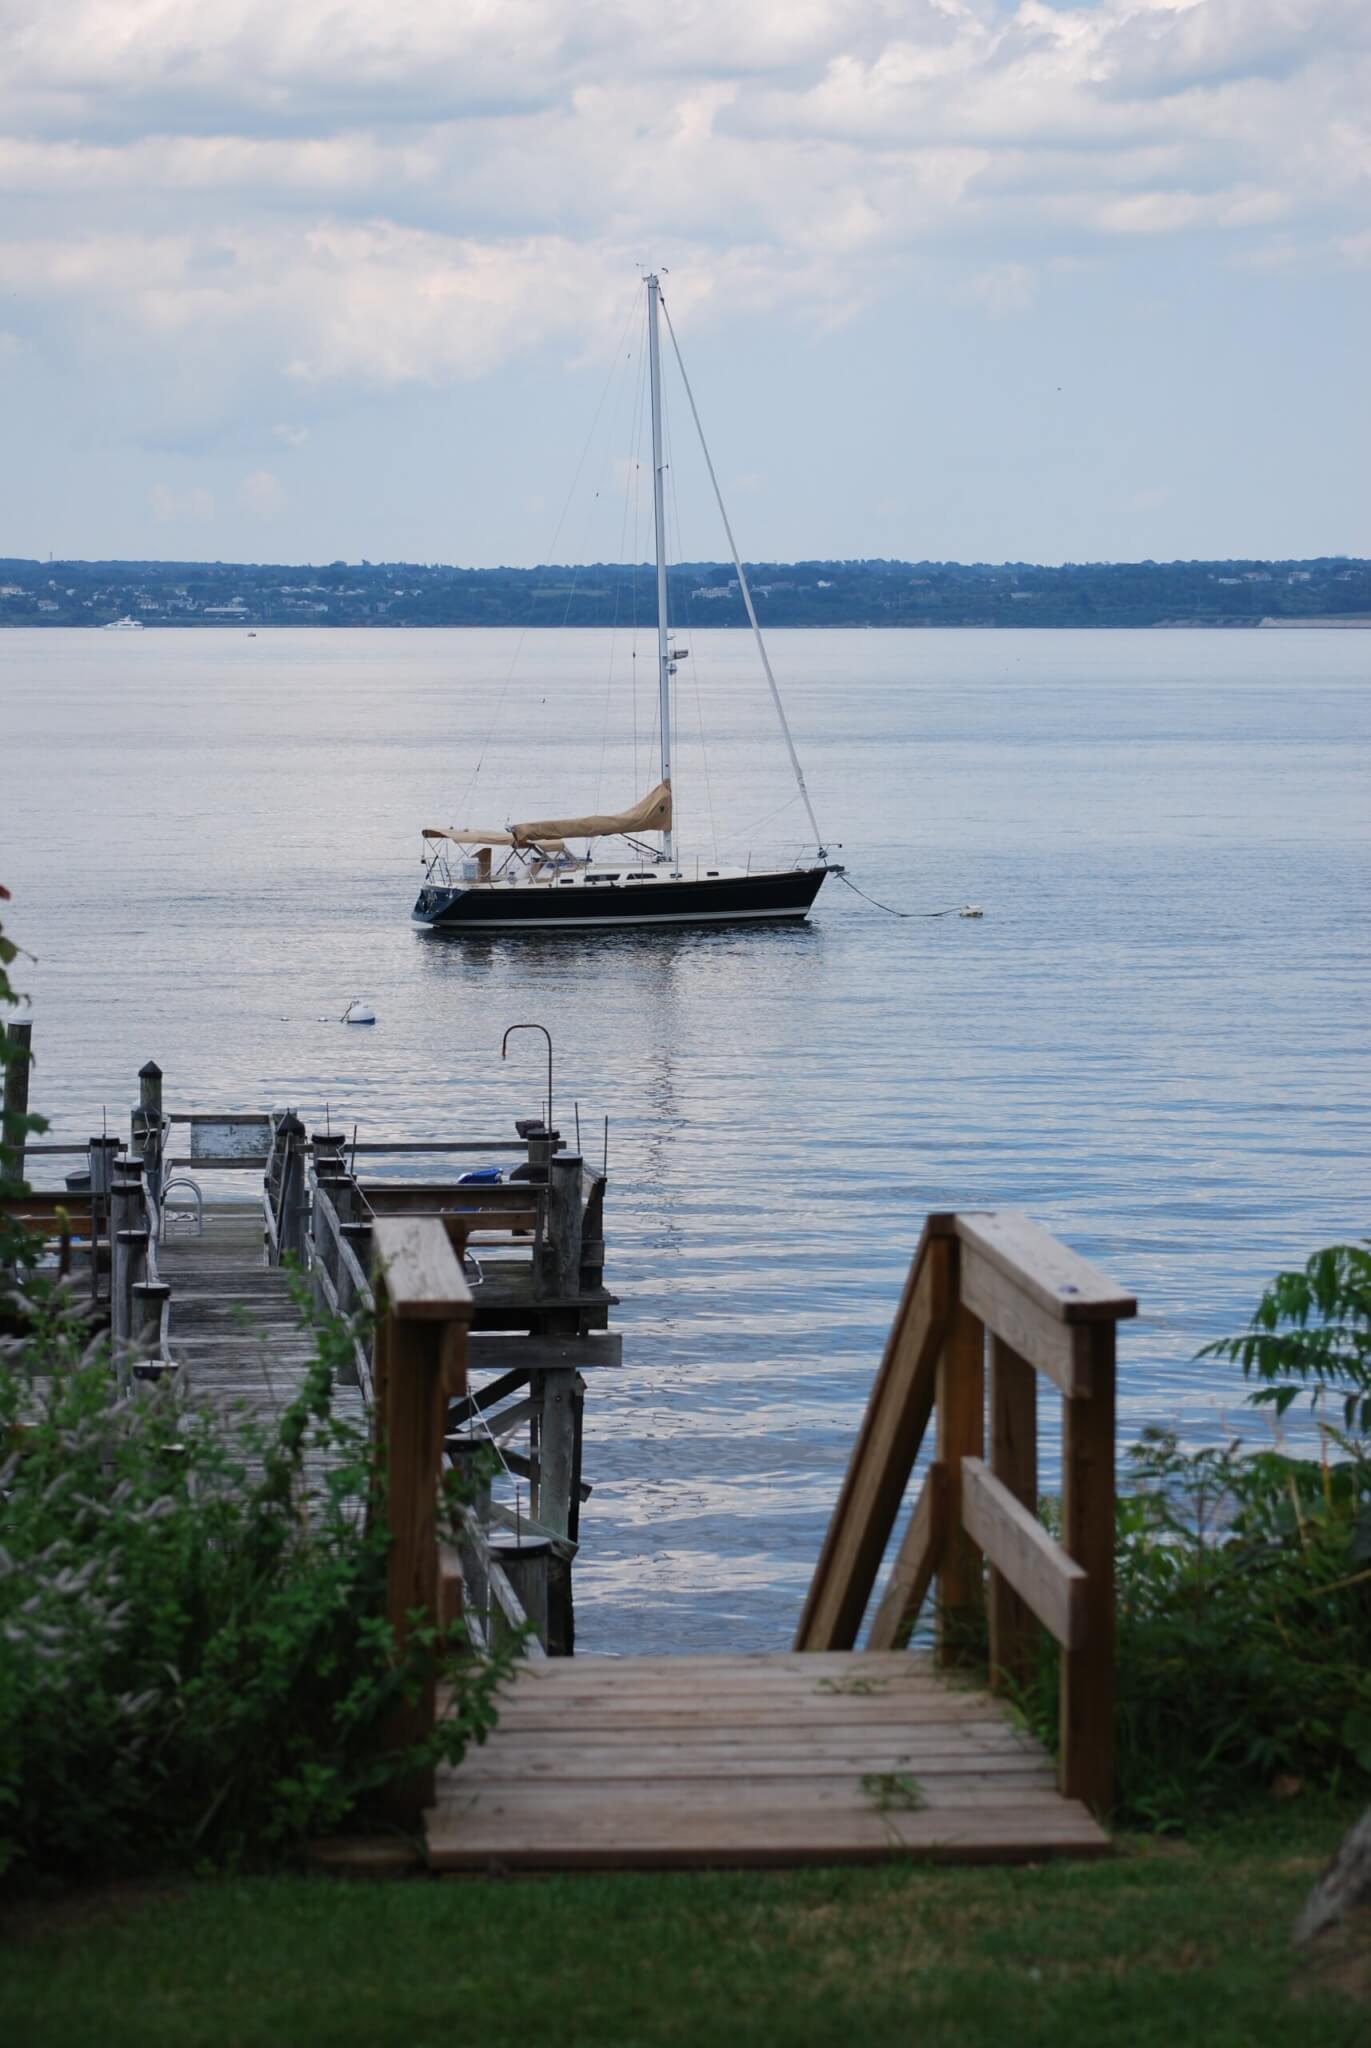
[{"left": 425, "top": 1652, "right": 1109, "bottom": 1871}]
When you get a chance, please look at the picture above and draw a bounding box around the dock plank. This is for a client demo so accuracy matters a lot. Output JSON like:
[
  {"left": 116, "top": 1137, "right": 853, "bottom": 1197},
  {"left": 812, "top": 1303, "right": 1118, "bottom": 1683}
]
[
  {"left": 160, "top": 1204, "right": 366, "bottom": 1473},
  {"left": 427, "top": 1651, "right": 1108, "bottom": 1871}
]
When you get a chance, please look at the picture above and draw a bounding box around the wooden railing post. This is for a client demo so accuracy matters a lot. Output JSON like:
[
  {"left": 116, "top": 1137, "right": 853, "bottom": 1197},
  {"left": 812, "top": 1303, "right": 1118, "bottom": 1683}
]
[
  {"left": 1060, "top": 1324, "right": 1116, "bottom": 1812},
  {"left": 109, "top": 1159, "right": 143, "bottom": 1352},
  {"left": 131, "top": 1278, "right": 171, "bottom": 1377},
  {"left": 537, "top": 1150, "right": 582, "bottom": 1301},
  {"left": 370, "top": 1216, "right": 473, "bottom": 1822},
  {"left": 935, "top": 1294, "right": 985, "bottom": 1668},
  {"left": 988, "top": 1335, "right": 1038, "bottom": 1693},
  {"left": 488, "top": 1536, "right": 550, "bottom": 1652},
  {"left": 87, "top": 1135, "right": 123, "bottom": 1308},
  {"left": 132, "top": 1062, "right": 164, "bottom": 1199}
]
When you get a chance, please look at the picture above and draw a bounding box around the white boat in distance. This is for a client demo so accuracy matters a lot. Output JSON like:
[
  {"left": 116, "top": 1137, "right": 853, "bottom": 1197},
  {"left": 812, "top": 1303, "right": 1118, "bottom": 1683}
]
[
  {"left": 413, "top": 273, "right": 840, "bottom": 933},
  {"left": 103, "top": 616, "right": 144, "bottom": 631}
]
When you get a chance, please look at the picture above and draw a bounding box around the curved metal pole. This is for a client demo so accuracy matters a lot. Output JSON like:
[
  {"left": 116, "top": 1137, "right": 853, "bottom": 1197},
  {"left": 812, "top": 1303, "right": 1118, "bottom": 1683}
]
[{"left": 501, "top": 1023, "right": 553, "bottom": 1132}]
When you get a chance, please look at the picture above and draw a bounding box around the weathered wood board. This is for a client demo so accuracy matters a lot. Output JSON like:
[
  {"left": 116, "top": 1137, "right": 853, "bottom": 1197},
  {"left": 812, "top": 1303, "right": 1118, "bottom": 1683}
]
[{"left": 426, "top": 1652, "right": 1108, "bottom": 1871}]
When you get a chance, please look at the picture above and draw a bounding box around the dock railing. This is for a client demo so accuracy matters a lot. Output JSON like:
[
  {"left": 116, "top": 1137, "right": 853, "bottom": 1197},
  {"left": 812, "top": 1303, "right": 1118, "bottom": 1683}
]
[
  {"left": 369, "top": 1214, "right": 484, "bottom": 1817},
  {"left": 795, "top": 1210, "right": 1135, "bottom": 1814}
]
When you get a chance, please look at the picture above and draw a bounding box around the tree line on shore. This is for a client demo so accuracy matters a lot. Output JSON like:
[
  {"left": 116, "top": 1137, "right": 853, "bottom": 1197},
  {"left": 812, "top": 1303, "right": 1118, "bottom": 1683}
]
[{"left": 1, "top": 553, "right": 1368, "bottom": 628}]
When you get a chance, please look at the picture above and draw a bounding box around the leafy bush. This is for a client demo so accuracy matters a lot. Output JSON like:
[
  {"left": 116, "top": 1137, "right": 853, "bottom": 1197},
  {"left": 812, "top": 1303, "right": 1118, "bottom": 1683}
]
[
  {"left": 1110, "top": 1429, "right": 1368, "bottom": 1823},
  {"left": 0, "top": 1289, "right": 509, "bottom": 1890},
  {"left": 1203, "top": 1240, "right": 1371, "bottom": 1436},
  {"left": 1024, "top": 1245, "right": 1371, "bottom": 1826}
]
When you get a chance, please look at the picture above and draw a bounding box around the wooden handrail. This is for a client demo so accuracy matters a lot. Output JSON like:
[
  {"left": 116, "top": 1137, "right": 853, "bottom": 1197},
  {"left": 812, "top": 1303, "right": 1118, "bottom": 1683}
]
[
  {"left": 796, "top": 1209, "right": 1135, "bottom": 1815},
  {"left": 370, "top": 1215, "right": 473, "bottom": 1820}
]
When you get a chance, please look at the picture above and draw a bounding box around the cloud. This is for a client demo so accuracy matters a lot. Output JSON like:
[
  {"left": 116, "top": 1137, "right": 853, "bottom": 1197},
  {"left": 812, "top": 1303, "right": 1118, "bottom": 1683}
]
[
  {"left": 151, "top": 482, "right": 214, "bottom": 522},
  {"left": 965, "top": 261, "right": 1036, "bottom": 316},
  {"left": 239, "top": 468, "right": 285, "bottom": 518},
  {"left": 272, "top": 422, "right": 309, "bottom": 446},
  {"left": 0, "top": 0, "right": 1365, "bottom": 410}
]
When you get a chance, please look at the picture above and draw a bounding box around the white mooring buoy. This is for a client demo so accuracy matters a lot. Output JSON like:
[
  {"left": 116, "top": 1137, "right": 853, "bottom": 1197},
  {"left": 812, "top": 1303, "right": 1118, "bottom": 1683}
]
[
  {"left": 341, "top": 999, "right": 376, "bottom": 1024},
  {"left": 958, "top": 905, "right": 985, "bottom": 919}
]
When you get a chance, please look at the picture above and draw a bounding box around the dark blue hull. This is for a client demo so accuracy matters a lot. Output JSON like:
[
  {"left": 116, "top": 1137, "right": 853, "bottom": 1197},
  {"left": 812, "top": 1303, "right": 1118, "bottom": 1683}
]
[{"left": 413, "top": 866, "right": 830, "bottom": 931}]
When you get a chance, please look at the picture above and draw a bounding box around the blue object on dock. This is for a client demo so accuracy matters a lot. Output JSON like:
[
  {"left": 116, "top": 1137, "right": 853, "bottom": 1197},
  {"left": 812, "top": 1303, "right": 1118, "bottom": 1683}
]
[{"left": 457, "top": 1167, "right": 502, "bottom": 1185}]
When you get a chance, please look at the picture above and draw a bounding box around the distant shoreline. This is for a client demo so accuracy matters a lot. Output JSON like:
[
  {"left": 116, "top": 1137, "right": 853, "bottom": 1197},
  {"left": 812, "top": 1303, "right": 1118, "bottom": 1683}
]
[
  {"left": 4, "top": 618, "right": 1370, "bottom": 630},
  {"left": 4, "top": 555, "right": 1366, "bottom": 631}
]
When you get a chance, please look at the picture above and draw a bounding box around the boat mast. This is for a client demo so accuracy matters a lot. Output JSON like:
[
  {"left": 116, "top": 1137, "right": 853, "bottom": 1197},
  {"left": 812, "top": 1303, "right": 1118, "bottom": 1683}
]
[{"left": 646, "top": 273, "right": 674, "bottom": 864}]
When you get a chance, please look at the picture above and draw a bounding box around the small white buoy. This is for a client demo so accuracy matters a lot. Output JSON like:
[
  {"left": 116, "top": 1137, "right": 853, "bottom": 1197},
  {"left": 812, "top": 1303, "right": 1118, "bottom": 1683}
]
[
  {"left": 340, "top": 998, "right": 376, "bottom": 1024},
  {"left": 959, "top": 905, "right": 985, "bottom": 919}
]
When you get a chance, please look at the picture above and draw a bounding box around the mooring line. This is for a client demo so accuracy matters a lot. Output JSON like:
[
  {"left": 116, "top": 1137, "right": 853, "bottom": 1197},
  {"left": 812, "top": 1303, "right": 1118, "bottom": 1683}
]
[{"left": 835, "top": 871, "right": 966, "bottom": 919}]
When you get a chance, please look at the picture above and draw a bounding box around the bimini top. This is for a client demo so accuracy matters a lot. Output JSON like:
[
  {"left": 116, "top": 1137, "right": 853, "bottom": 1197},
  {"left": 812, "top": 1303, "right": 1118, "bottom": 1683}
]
[{"left": 423, "top": 779, "right": 671, "bottom": 850}]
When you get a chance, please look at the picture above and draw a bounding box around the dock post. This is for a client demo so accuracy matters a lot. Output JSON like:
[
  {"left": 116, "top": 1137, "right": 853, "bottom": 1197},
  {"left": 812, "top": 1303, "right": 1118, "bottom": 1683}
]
[
  {"left": 134, "top": 1061, "right": 164, "bottom": 1198},
  {"left": 488, "top": 1535, "right": 550, "bottom": 1652},
  {"left": 87, "top": 1135, "right": 123, "bottom": 1308},
  {"left": 538, "top": 1150, "right": 583, "bottom": 1299},
  {"left": 313, "top": 1131, "right": 348, "bottom": 1177},
  {"left": 578, "top": 1171, "right": 606, "bottom": 1292},
  {"left": 109, "top": 1159, "right": 143, "bottom": 1352},
  {"left": 447, "top": 1439, "right": 493, "bottom": 1618},
  {"left": 538, "top": 1368, "right": 585, "bottom": 1655},
  {"left": 2, "top": 1020, "right": 33, "bottom": 1190},
  {"left": 131, "top": 1277, "right": 170, "bottom": 1377}
]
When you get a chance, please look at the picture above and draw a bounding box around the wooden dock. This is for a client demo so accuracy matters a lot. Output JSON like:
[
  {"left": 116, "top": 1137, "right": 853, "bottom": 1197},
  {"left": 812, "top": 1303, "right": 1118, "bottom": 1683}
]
[
  {"left": 160, "top": 1205, "right": 365, "bottom": 1440},
  {"left": 6, "top": 1044, "right": 1138, "bottom": 1876},
  {"left": 426, "top": 1651, "right": 1108, "bottom": 1869}
]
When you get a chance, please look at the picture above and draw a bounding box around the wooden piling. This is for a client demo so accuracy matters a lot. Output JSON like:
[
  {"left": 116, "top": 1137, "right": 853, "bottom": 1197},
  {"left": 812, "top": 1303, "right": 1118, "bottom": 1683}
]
[
  {"left": 539, "top": 1150, "right": 583, "bottom": 1300},
  {"left": 488, "top": 1535, "right": 551, "bottom": 1651},
  {"left": 109, "top": 1162, "right": 143, "bottom": 1349},
  {"left": 131, "top": 1278, "right": 170, "bottom": 1373},
  {"left": 134, "top": 1061, "right": 164, "bottom": 1196},
  {"left": 538, "top": 1367, "right": 585, "bottom": 1654}
]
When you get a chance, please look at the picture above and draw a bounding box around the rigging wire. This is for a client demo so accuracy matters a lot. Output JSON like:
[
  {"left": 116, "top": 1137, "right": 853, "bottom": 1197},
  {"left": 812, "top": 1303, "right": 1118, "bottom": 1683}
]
[
  {"left": 661, "top": 380, "right": 720, "bottom": 862},
  {"left": 596, "top": 307, "right": 650, "bottom": 813},
  {"left": 659, "top": 286, "right": 827, "bottom": 857}
]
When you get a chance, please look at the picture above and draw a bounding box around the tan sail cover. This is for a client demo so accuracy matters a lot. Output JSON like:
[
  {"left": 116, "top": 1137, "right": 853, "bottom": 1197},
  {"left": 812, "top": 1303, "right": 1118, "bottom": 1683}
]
[
  {"left": 510, "top": 780, "right": 671, "bottom": 847},
  {"left": 422, "top": 827, "right": 514, "bottom": 845}
]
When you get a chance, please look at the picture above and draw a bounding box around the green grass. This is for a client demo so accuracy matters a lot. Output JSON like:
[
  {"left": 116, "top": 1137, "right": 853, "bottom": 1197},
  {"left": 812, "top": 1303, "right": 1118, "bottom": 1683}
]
[{"left": 2, "top": 1804, "right": 1367, "bottom": 2048}]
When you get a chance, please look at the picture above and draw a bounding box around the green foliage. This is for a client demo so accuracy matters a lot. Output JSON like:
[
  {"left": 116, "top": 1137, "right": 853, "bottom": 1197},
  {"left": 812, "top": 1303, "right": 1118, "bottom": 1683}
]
[
  {"left": 1025, "top": 1432, "right": 1371, "bottom": 1826},
  {"left": 1013, "top": 1245, "right": 1371, "bottom": 1825},
  {"left": 1202, "top": 1241, "right": 1371, "bottom": 1436},
  {"left": 0, "top": 1287, "right": 510, "bottom": 1891}
]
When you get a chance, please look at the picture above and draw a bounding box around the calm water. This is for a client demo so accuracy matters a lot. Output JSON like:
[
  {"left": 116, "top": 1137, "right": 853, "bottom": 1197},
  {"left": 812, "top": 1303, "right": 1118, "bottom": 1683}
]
[{"left": 3, "top": 626, "right": 1369, "bottom": 1651}]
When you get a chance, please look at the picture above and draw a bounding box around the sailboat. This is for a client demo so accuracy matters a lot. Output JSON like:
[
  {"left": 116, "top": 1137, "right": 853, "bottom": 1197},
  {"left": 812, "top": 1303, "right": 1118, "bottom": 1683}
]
[{"left": 412, "top": 274, "right": 840, "bottom": 932}]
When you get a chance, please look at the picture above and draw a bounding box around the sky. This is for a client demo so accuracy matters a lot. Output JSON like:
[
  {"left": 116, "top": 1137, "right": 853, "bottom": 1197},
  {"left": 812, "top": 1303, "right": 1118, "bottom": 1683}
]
[{"left": 0, "top": 0, "right": 1367, "bottom": 567}]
